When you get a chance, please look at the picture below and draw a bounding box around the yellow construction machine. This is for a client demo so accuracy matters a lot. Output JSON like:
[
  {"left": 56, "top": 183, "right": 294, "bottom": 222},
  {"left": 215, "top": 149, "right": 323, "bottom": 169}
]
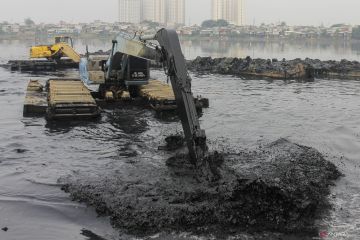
[{"left": 30, "top": 36, "right": 81, "bottom": 63}]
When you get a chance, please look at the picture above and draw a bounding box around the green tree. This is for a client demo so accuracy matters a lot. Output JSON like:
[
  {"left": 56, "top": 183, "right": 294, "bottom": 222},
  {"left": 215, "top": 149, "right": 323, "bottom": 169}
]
[
  {"left": 201, "top": 19, "right": 229, "bottom": 28},
  {"left": 320, "top": 29, "right": 328, "bottom": 38},
  {"left": 352, "top": 26, "right": 360, "bottom": 39},
  {"left": 216, "top": 19, "right": 229, "bottom": 27},
  {"left": 141, "top": 20, "right": 160, "bottom": 28},
  {"left": 201, "top": 20, "right": 216, "bottom": 28},
  {"left": 331, "top": 23, "right": 346, "bottom": 28},
  {"left": 24, "top": 18, "right": 35, "bottom": 26}
]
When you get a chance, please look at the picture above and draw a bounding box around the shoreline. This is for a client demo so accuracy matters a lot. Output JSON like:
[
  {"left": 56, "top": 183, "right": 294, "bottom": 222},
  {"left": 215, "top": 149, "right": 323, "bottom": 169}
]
[{"left": 1, "top": 33, "right": 360, "bottom": 43}]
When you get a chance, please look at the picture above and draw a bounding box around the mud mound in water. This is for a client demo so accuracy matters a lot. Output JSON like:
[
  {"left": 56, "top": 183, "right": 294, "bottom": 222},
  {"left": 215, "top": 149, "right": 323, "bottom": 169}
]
[
  {"left": 187, "top": 56, "right": 360, "bottom": 80},
  {"left": 60, "top": 139, "right": 341, "bottom": 235}
]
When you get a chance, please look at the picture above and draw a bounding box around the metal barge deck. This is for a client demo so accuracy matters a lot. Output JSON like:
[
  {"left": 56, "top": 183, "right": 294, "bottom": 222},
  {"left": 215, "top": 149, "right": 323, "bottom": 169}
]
[
  {"left": 2, "top": 59, "right": 78, "bottom": 72},
  {"left": 139, "top": 80, "right": 209, "bottom": 111},
  {"left": 23, "top": 80, "right": 47, "bottom": 115},
  {"left": 46, "top": 79, "right": 101, "bottom": 119},
  {"left": 24, "top": 79, "right": 208, "bottom": 119}
]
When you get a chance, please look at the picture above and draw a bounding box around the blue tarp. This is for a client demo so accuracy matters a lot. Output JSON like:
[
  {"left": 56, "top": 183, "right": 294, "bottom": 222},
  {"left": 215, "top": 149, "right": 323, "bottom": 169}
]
[{"left": 79, "top": 58, "right": 91, "bottom": 85}]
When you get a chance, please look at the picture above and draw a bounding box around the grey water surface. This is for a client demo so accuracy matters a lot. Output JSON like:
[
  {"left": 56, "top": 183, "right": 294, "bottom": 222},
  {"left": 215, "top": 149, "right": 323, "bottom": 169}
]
[{"left": 0, "top": 39, "right": 360, "bottom": 240}]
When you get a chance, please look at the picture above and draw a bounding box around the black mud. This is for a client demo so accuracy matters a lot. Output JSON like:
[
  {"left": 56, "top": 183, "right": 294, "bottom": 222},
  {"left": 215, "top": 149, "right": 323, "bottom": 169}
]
[
  {"left": 158, "top": 134, "right": 185, "bottom": 151},
  {"left": 60, "top": 139, "right": 341, "bottom": 236},
  {"left": 187, "top": 56, "right": 360, "bottom": 80}
]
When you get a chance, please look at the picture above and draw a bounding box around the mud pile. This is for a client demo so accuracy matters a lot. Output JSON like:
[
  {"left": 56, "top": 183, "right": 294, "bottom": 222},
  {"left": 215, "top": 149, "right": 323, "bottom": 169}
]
[
  {"left": 60, "top": 139, "right": 341, "bottom": 235},
  {"left": 187, "top": 56, "right": 360, "bottom": 80}
]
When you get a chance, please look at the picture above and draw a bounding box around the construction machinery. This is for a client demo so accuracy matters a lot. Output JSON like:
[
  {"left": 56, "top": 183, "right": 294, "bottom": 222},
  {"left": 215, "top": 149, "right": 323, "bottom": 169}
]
[
  {"left": 23, "top": 29, "right": 208, "bottom": 162},
  {"left": 30, "top": 36, "right": 81, "bottom": 64},
  {"left": 80, "top": 29, "right": 208, "bottom": 162},
  {"left": 108, "top": 29, "right": 208, "bottom": 163},
  {"left": 3, "top": 36, "right": 81, "bottom": 71}
]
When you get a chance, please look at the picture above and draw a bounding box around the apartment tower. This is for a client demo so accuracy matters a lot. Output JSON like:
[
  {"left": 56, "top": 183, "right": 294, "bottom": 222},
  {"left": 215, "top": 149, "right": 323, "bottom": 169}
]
[
  {"left": 166, "top": 0, "right": 185, "bottom": 26},
  {"left": 142, "top": 0, "right": 167, "bottom": 23},
  {"left": 118, "top": 0, "right": 142, "bottom": 23},
  {"left": 212, "top": 0, "right": 244, "bottom": 26},
  {"left": 118, "top": 0, "right": 185, "bottom": 26}
]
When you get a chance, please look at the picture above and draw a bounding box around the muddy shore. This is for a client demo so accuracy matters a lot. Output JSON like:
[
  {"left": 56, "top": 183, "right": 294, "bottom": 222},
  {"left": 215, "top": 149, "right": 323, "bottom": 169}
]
[
  {"left": 60, "top": 139, "right": 341, "bottom": 237},
  {"left": 187, "top": 56, "right": 360, "bottom": 80}
]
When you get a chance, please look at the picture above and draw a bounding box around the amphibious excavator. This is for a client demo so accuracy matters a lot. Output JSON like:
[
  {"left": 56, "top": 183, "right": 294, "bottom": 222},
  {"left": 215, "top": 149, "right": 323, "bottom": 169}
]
[
  {"left": 24, "top": 29, "right": 208, "bottom": 163},
  {"left": 125, "top": 29, "right": 208, "bottom": 162},
  {"left": 30, "top": 36, "right": 81, "bottom": 63},
  {"left": 3, "top": 36, "right": 81, "bottom": 71},
  {"left": 81, "top": 29, "right": 208, "bottom": 163}
]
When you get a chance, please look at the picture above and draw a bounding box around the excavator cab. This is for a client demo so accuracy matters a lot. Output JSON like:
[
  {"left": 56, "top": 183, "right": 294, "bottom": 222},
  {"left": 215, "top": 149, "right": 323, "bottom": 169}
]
[
  {"left": 80, "top": 50, "right": 150, "bottom": 98},
  {"left": 54, "top": 36, "right": 74, "bottom": 48},
  {"left": 83, "top": 39, "right": 151, "bottom": 98},
  {"left": 107, "top": 52, "right": 150, "bottom": 87}
]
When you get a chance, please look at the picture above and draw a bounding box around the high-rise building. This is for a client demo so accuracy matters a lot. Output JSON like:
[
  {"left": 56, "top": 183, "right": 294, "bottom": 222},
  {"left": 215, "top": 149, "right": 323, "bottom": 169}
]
[
  {"left": 212, "top": 0, "right": 224, "bottom": 21},
  {"left": 212, "top": 0, "right": 244, "bottom": 26},
  {"left": 142, "top": 0, "right": 167, "bottom": 24},
  {"left": 230, "top": 0, "right": 244, "bottom": 26},
  {"left": 118, "top": 0, "right": 142, "bottom": 23},
  {"left": 118, "top": 0, "right": 185, "bottom": 26},
  {"left": 166, "top": 0, "right": 185, "bottom": 26}
]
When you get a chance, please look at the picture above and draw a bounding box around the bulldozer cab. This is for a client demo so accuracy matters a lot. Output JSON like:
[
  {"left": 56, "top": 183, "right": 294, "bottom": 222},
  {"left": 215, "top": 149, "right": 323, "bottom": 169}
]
[{"left": 55, "top": 36, "right": 74, "bottom": 47}]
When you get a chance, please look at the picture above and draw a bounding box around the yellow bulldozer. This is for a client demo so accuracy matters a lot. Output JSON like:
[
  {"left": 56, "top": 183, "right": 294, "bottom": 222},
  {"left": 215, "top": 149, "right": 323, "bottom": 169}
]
[{"left": 30, "top": 36, "right": 81, "bottom": 63}]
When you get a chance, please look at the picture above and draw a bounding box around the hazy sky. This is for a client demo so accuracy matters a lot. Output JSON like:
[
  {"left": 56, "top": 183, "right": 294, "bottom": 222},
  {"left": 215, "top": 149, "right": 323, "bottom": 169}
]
[{"left": 0, "top": 0, "right": 358, "bottom": 26}]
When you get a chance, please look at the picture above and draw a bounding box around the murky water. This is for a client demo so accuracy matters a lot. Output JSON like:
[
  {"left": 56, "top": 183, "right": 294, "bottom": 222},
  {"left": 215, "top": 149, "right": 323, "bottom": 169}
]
[
  {"left": 181, "top": 38, "right": 360, "bottom": 61},
  {"left": 1, "top": 39, "right": 360, "bottom": 240}
]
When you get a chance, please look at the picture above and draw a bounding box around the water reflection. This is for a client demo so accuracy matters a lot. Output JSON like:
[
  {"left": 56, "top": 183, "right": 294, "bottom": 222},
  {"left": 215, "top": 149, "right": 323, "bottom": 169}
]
[
  {"left": 180, "top": 38, "right": 360, "bottom": 61},
  {"left": 1, "top": 38, "right": 360, "bottom": 240},
  {"left": 1, "top": 37, "right": 360, "bottom": 62}
]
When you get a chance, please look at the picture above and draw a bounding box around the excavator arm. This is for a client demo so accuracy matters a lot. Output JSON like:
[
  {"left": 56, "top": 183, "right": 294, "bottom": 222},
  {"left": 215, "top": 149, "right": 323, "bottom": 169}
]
[
  {"left": 51, "top": 43, "right": 81, "bottom": 63},
  {"left": 153, "top": 29, "right": 208, "bottom": 163},
  {"left": 111, "top": 29, "right": 208, "bottom": 163}
]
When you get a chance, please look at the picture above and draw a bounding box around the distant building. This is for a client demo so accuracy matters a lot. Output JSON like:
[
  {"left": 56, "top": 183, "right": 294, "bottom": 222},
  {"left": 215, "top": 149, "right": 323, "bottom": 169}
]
[
  {"left": 118, "top": 0, "right": 185, "bottom": 26},
  {"left": 142, "top": 0, "right": 167, "bottom": 24},
  {"left": 166, "top": 0, "right": 185, "bottom": 26},
  {"left": 1, "top": 24, "right": 20, "bottom": 33},
  {"left": 212, "top": 0, "right": 244, "bottom": 26},
  {"left": 212, "top": 0, "right": 223, "bottom": 21},
  {"left": 118, "top": 0, "right": 142, "bottom": 24}
]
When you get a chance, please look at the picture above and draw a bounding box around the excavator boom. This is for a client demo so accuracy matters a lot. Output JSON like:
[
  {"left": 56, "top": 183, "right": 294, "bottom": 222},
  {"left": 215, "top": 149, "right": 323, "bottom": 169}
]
[
  {"left": 52, "top": 43, "right": 81, "bottom": 63},
  {"left": 153, "top": 29, "right": 208, "bottom": 163},
  {"left": 111, "top": 29, "right": 208, "bottom": 163}
]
